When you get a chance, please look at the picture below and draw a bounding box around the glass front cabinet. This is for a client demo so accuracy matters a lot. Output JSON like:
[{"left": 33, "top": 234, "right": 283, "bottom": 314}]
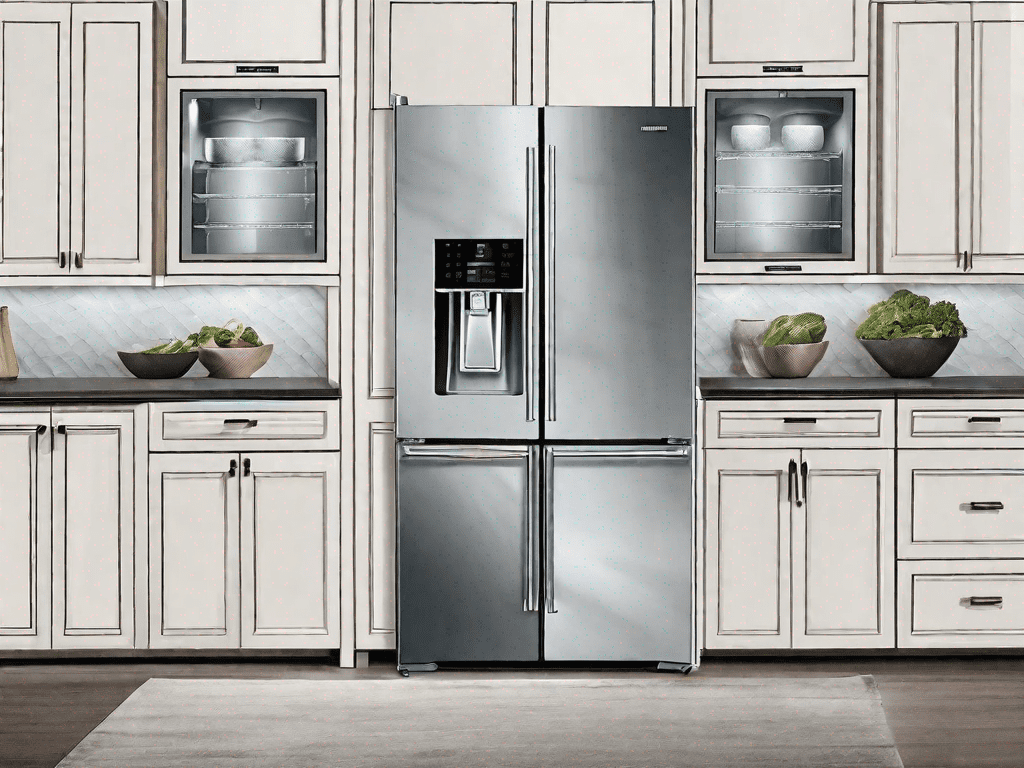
[
  {"left": 167, "top": 78, "right": 340, "bottom": 275},
  {"left": 697, "top": 78, "right": 867, "bottom": 275}
]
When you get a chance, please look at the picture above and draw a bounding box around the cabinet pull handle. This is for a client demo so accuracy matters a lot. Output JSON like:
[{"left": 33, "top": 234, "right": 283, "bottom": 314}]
[
  {"left": 58, "top": 252, "right": 67, "bottom": 269},
  {"left": 56, "top": 424, "right": 66, "bottom": 435},
  {"left": 787, "top": 459, "right": 796, "bottom": 503},
  {"left": 228, "top": 459, "right": 237, "bottom": 477},
  {"left": 73, "top": 252, "right": 83, "bottom": 269},
  {"left": 36, "top": 425, "right": 46, "bottom": 435},
  {"left": 223, "top": 418, "right": 258, "bottom": 427},
  {"left": 968, "top": 416, "right": 1001, "bottom": 423},
  {"left": 243, "top": 458, "right": 251, "bottom": 476},
  {"left": 797, "top": 460, "right": 808, "bottom": 508},
  {"left": 963, "top": 250, "right": 969, "bottom": 272},
  {"left": 967, "top": 501, "right": 1004, "bottom": 512},
  {"left": 963, "top": 596, "right": 1003, "bottom": 610},
  {"left": 783, "top": 417, "right": 817, "bottom": 424}
]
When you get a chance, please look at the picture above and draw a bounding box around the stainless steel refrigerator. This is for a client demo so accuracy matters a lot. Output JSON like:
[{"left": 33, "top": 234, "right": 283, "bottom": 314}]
[{"left": 394, "top": 106, "right": 695, "bottom": 673}]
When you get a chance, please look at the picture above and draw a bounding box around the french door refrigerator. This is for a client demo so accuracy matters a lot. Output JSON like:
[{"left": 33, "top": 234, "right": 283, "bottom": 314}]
[{"left": 394, "top": 106, "right": 695, "bottom": 673}]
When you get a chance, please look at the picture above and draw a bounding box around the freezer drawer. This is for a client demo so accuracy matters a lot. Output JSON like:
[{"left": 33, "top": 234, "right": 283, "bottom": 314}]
[
  {"left": 397, "top": 444, "right": 540, "bottom": 664},
  {"left": 543, "top": 445, "right": 692, "bottom": 663}
]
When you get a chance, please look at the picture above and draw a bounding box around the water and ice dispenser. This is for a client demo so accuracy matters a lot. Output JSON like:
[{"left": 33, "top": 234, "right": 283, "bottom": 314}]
[{"left": 434, "top": 239, "right": 524, "bottom": 396}]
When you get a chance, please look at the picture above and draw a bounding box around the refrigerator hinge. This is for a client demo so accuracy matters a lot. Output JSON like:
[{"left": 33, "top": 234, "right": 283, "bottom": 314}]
[{"left": 390, "top": 93, "right": 409, "bottom": 107}]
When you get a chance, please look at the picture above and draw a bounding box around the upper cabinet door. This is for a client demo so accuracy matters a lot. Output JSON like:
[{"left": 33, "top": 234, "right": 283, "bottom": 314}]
[
  {"left": 697, "top": 0, "right": 868, "bottom": 77},
  {"left": 534, "top": 0, "right": 670, "bottom": 106},
  {"left": 70, "top": 3, "right": 153, "bottom": 277},
  {"left": 879, "top": 3, "right": 971, "bottom": 274},
  {"left": 373, "top": 0, "right": 531, "bottom": 108},
  {"left": 971, "top": 5, "right": 1024, "bottom": 272},
  {"left": 0, "top": 4, "right": 70, "bottom": 276},
  {"left": 168, "top": 0, "right": 340, "bottom": 76}
]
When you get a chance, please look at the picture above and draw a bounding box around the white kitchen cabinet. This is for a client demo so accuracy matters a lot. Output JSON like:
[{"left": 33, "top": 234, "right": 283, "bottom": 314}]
[
  {"left": 0, "top": 413, "right": 52, "bottom": 650},
  {"left": 533, "top": 0, "right": 671, "bottom": 106},
  {"left": 0, "top": 3, "right": 155, "bottom": 277},
  {"left": 697, "top": 0, "right": 869, "bottom": 77},
  {"left": 167, "top": 0, "right": 340, "bottom": 76},
  {"left": 880, "top": 3, "right": 1024, "bottom": 273},
  {"left": 149, "top": 451, "right": 342, "bottom": 650},
  {"left": 704, "top": 447, "right": 894, "bottom": 650}
]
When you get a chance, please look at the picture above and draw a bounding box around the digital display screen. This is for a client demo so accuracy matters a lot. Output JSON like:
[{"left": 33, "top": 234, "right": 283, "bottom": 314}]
[{"left": 434, "top": 239, "right": 524, "bottom": 290}]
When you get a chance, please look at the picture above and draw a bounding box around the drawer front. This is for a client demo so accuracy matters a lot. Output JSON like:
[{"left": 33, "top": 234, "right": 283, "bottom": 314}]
[
  {"left": 898, "top": 561, "right": 1024, "bottom": 648},
  {"left": 705, "top": 399, "right": 894, "bottom": 448},
  {"left": 899, "top": 399, "right": 1024, "bottom": 447},
  {"left": 150, "top": 401, "right": 340, "bottom": 451},
  {"left": 898, "top": 450, "right": 1024, "bottom": 559}
]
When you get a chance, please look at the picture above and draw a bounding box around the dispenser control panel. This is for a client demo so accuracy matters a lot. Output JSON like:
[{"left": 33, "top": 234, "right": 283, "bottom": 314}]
[{"left": 435, "top": 239, "right": 524, "bottom": 290}]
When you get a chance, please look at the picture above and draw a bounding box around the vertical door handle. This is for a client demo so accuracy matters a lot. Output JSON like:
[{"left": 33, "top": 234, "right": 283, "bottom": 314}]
[
  {"left": 787, "top": 459, "right": 796, "bottom": 503},
  {"left": 74, "top": 252, "right": 83, "bottom": 269},
  {"left": 797, "top": 460, "right": 808, "bottom": 507},
  {"left": 963, "top": 251, "right": 969, "bottom": 272},
  {"left": 243, "top": 458, "right": 251, "bottom": 476},
  {"left": 544, "top": 448, "right": 557, "bottom": 613},
  {"left": 228, "top": 459, "right": 237, "bottom": 477},
  {"left": 58, "top": 252, "right": 67, "bottom": 269},
  {"left": 523, "top": 448, "right": 540, "bottom": 611},
  {"left": 525, "top": 147, "right": 538, "bottom": 423},
  {"left": 545, "top": 144, "right": 556, "bottom": 423}
]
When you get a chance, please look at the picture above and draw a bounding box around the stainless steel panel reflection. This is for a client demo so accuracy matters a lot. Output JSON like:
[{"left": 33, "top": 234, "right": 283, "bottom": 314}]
[
  {"left": 395, "top": 106, "right": 540, "bottom": 440},
  {"left": 543, "top": 445, "right": 692, "bottom": 663},
  {"left": 397, "top": 444, "right": 540, "bottom": 663},
  {"left": 543, "top": 108, "right": 693, "bottom": 440}
]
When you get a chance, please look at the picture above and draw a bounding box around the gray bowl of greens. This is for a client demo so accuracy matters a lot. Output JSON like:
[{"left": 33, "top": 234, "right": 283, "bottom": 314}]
[
  {"left": 855, "top": 290, "right": 966, "bottom": 378},
  {"left": 117, "top": 348, "right": 198, "bottom": 379}
]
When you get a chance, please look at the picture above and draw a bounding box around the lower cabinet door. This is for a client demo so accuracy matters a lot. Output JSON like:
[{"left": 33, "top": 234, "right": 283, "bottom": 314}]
[
  {"left": 0, "top": 413, "right": 51, "bottom": 650},
  {"left": 149, "top": 452, "right": 241, "bottom": 649},
  {"left": 52, "top": 410, "right": 135, "bottom": 648},
  {"left": 239, "top": 452, "right": 341, "bottom": 648},
  {"left": 793, "top": 449, "right": 894, "bottom": 649}
]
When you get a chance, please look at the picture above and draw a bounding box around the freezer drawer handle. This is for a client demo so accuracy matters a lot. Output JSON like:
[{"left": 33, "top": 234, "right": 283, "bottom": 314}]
[
  {"left": 967, "top": 501, "right": 1004, "bottom": 512},
  {"left": 783, "top": 417, "right": 817, "bottom": 424},
  {"left": 967, "top": 416, "right": 1001, "bottom": 423},
  {"left": 546, "top": 447, "right": 690, "bottom": 459},
  {"left": 962, "top": 596, "right": 1003, "bottom": 610},
  {"left": 401, "top": 445, "right": 530, "bottom": 460}
]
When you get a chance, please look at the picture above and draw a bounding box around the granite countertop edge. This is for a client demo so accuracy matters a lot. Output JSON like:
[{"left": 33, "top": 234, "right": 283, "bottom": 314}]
[
  {"left": 0, "top": 377, "right": 341, "bottom": 403},
  {"left": 699, "top": 376, "right": 1024, "bottom": 398}
]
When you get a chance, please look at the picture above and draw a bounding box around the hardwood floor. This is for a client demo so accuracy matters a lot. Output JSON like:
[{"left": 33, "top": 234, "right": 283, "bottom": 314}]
[{"left": 1, "top": 653, "right": 1022, "bottom": 768}]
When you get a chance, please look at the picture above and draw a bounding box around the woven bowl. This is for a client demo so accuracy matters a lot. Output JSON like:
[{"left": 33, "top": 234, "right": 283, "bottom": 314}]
[
  {"left": 198, "top": 344, "right": 274, "bottom": 378},
  {"left": 117, "top": 350, "right": 198, "bottom": 379},
  {"left": 757, "top": 340, "right": 829, "bottom": 378},
  {"left": 858, "top": 336, "right": 961, "bottom": 378}
]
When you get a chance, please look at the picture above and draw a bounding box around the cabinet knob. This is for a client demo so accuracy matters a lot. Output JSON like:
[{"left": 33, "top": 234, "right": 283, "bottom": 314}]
[
  {"left": 74, "top": 252, "right": 83, "bottom": 269},
  {"left": 243, "top": 458, "right": 251, "bottom": 476},
  {"left": 36, "top": 425, "right": 46, "bottom": 435},
  {"left": 228, "top": 459, "right": 237, "bottom": 477},
  {"left": 56, "top": 424, "right": 66, "bottom": 435}
]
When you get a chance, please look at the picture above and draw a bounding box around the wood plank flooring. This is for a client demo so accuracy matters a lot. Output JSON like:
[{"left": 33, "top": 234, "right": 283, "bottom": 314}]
[{"left": 1, "top": 654, "right": 1022, "bottom": 768}]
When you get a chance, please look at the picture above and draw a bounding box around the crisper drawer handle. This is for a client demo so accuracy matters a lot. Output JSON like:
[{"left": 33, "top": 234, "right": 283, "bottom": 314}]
[
  {"left": 967, "top": 501, "right": 1004, "bottom": 512},
  {"left": 783, "top": 417, "right": 817, "bottom": 424},
  {"left": 967, "top": 416, "right": 1002, "bottom": 424},
  {"left": 223, "top": 418, "right": 258, "bottom": 428},
  {"left": 401, "top": 445, "right": 530, "bottom": 460},
  {"left": 962, "top": 596, "right": 1003, "bottom": 610}
]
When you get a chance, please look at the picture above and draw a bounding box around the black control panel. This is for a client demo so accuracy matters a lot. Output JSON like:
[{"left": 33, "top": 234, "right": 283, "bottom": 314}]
[{"left": 434, "top": 239, "right": 524, "bottom": 290}]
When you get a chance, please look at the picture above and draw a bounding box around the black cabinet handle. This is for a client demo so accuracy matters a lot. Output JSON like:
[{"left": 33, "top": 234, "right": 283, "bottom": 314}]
[
  {"left": 223, "top": 418, "right": 258, "bottom": 427},
  {"left": 967, "top": 501, "right": 1004, "bottom": 512},
  {"left": 963, "top": 596, "right": 1003, "bottom": 609},
  {"left": 797, "top": 460, "right": 808, "bottom": 508},
  {"left": 784, "top": 417, "right": 817, "bottom": 424},
  {"left": 968, "top": 416, "right": 1001, "bottom": 423},
  {"left": 36, "top": 425, "right": 46, "bottom": 435},
  {"left": 243, "top": 458, "right": 251, "bottom": 476},
  {"left": 58, "top": 252, "right": 67, "bottom": 269},
  {"left": 74, "top": 252, "right": 83, "bottom": 269},
  {"left": 963, "top": 250, "right": 969, "bottom": 272},
  {"left": 56, "top": 424, "right": 66, "bottom": 435},
  {"left": 228, "top": 459, "right": 237, "bottom": 478},
  {"left": 787, "top": 459, "right": 796, "bottom": 503}
]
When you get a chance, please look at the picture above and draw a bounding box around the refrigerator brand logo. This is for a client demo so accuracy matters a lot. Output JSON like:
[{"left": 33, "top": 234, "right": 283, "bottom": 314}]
[{"left": 640, "top": 125, "right": 668, "bottom": 132}]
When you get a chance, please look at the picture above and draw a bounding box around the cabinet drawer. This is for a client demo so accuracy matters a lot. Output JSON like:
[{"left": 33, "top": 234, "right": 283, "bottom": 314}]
[
  {"left": 898, "top": 561, "right": 1024, "bottom": 648},
  {"left": 150, "top": 401, "right": 339, "bottom": 451},
  {"left": 898, "top": 399, "right": 1024, "bottom": 447},
  {"left": 704, "top": 399, "right": 894, "bottom": 448},
  {"left": 898, "top": 450, "right": 1024, "bottom": 559}
]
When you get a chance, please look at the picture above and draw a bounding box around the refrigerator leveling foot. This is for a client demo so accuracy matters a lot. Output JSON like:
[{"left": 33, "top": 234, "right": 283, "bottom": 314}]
[
  {"left": 398, "top": 663, "right": 439, "bottom": 677},
  {"left": 657, "top": 662, "right": 694, "bottom": 674}
]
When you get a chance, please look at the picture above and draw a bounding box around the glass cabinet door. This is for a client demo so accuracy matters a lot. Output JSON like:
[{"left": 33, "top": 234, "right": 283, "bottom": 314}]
[
  {"left": 181, "top": 91, "right": 326, "bottom": 263},
  {"left": 706, "top": 90, "right": 854, "bottom": 263}
]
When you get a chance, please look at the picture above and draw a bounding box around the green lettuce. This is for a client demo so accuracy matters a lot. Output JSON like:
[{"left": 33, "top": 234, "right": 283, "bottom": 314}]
[{"left": 855, "top": 290, "right": 966, "bottom": 340}]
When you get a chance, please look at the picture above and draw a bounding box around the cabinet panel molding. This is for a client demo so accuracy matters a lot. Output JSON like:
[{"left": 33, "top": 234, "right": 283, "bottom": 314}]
[
  {"left": 355, "top": 421, "right": 397, "bottom": 648},
  {"left": 368, "top": 110, "right": 396, "bottom": 399}
]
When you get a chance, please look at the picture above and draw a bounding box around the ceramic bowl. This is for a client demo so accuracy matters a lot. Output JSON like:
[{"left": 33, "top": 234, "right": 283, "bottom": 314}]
[
  {"left": 198, "top": 344, "right": 274, "bottom": 378},
  {"left": 117, "top": 350, "right": 198, "bottom": 379},
  {"left": 757, "top": 340, "right": 829, "bottom": 378},
  {"left": 730, "top": 319, "right": 771, "bottom": 377},
  {"left": 858, "top": 336, "right": 961, "bottom": 378}
]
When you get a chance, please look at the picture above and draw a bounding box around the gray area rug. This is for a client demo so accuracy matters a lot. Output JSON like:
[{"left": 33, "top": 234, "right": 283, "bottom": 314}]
[{"left": 57, "top": 675, "right": 904, "bottom": 767}]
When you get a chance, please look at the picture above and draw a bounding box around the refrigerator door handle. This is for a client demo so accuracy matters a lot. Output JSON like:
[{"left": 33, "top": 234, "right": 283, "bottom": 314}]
[
  {"left": 544, "top": 448, "right": 557, "bottom": 614},
  {"left": 546, "top": 448, "right": 690, "bottom": 459},
  {"left": 524, "top": 447, "right": 540, "bottom": 611},
  {"left": 400, "top": 445, "right": 530, "bottom": 460},
  {"left": 545, "top": 144, "right": 556, "bottom": 423},
  {"left": 526, "top": 147, "right": 538, "bottom": 423}
]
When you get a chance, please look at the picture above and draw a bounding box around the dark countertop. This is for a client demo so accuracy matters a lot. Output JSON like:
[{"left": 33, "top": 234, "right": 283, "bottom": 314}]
[
  {"left": 0, "top": 377, "right": 340, "bottom": 403},
  {"left": 699, "top": 376, "right": 1024, "bottom": 399}
]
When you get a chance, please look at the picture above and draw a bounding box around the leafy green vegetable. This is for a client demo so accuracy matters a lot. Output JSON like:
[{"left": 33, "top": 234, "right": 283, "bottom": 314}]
[
  {"left": 855, "top": 289, "right": 967, "bottom": 340},
  {"left": 761, "top": 312, "right": 827, "bottom": 346},
  {"left": 141, "top": 319, "right": 263, "bottom": 354}
]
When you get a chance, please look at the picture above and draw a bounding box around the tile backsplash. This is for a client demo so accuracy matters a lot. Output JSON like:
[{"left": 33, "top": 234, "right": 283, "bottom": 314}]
[
  {"left": 697, "top": 283, "right": 1024, "bottom": 377},
  {"left": 0, "top": 286, "right": 327, "bottom": 378}
]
